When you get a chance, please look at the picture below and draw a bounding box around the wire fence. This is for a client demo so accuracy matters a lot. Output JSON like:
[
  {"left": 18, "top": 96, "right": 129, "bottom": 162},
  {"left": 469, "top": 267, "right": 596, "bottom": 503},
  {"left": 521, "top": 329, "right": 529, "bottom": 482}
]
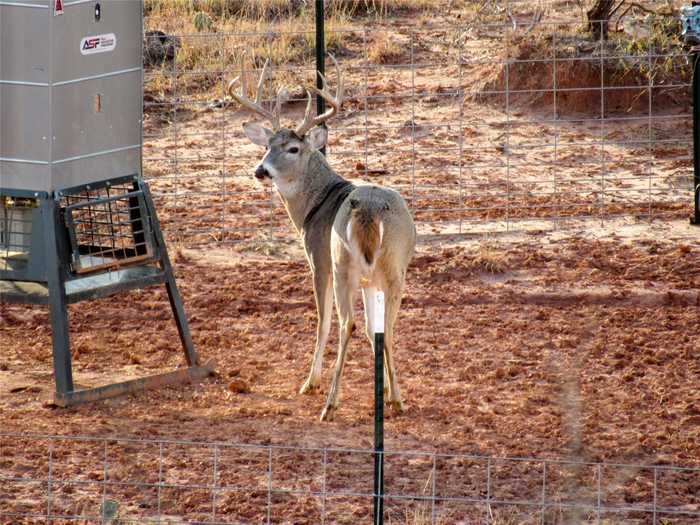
[
  {"left": 142, "top": 5, "right": 694, "bottom": 246},
  {"left": 1, "top": 433, "right": 699, "bottom": 524}
]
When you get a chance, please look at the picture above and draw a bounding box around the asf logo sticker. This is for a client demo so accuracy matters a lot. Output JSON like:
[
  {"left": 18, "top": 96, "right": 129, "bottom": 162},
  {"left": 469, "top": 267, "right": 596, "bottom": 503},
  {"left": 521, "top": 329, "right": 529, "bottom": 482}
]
[{"left": 80, "top": 33, "right": 117, "bottom": 55}]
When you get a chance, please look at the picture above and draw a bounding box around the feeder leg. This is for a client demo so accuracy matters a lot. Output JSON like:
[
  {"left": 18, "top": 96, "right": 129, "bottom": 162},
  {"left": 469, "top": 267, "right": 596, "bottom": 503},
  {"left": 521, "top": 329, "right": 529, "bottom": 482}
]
[
  {"left": 44, "top": 198, "right": 74, "bottom": 395},
  {"left": 164, "top": 271, "right": 198, "bottom": 366},
  {"left": 140, "top": 180, "right": 199, "bottom": 367}
]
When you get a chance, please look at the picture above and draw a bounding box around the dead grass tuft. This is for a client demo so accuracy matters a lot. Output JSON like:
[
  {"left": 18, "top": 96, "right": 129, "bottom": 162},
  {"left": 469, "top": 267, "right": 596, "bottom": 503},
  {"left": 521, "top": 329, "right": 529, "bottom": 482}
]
[
  {"left": 236, "top": 240, "right": 287, "bottom": 258},
  {"left": 420, "top": 242, "right": 509, "bottom": 279},
  {"left": 368, "top": 33, "right": 404, "bottom": 64},
  {"left": 468, "top": 242, "right": 508, "bottom": 274}
]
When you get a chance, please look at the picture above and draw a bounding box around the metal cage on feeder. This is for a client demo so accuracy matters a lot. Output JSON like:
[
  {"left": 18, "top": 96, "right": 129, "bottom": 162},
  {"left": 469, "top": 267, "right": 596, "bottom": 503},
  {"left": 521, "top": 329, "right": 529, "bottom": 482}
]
[{"left": 0, "top": 0, "right": 213, "bottom": 406}]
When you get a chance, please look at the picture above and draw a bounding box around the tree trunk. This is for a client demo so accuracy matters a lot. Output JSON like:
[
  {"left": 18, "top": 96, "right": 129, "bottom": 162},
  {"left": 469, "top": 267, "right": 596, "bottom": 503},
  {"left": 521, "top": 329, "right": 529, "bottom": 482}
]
[{"left": 587, "top": 0, "right": 617, "bottom": 41}]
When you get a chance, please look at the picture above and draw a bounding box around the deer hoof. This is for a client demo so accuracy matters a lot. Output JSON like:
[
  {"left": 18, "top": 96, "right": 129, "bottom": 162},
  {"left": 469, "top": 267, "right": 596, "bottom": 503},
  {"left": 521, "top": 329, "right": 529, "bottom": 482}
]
[
  {"left": 299, "top": 379, "right": 320, "bottom": 395},
  {"left": 391, "top": 399, "right": 405, "bottom": 413},
  {"left": 320, "top": 405, "right": 336, "bottom": 422}
]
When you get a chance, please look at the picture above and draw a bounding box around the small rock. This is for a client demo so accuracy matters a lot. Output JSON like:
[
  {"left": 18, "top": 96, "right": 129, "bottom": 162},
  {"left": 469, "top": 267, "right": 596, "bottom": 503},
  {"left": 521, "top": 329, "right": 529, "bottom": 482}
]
[
  {"left": 208, "top": 99, "right": 228, "bottom": 110},
  {"left": 101, "top": 499, "right": 119, "bottom": 522},
  {"left": 228, "top": 379, "right": 250, "bottom": 394},
  {"left": 143, "top": 30, "right": 181, "bottom": 68},
  {"left": 9, "top": 385, "right": 40, "bottom": 394}
]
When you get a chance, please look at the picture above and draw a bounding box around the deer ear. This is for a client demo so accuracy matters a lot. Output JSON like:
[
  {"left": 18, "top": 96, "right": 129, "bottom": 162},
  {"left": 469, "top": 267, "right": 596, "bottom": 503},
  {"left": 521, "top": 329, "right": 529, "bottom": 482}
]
[
  {"left": 305, "top": 126, "right": 328, "bottom": 150},
  {"left": 243, "top": 122, "right": 273, "bottom": 147}
]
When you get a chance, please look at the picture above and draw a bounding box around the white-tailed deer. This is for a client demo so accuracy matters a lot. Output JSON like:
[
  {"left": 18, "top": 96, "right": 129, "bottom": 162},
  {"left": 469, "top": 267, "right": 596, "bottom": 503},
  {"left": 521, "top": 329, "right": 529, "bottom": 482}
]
[{"left": 229, "top": 55, "right": 416, "bottom": 421}]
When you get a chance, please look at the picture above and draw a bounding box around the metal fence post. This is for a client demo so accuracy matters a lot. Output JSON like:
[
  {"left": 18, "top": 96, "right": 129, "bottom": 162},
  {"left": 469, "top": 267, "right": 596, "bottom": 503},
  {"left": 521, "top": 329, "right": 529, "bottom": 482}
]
[
  {"left": 45, "top": 197, "right": 74, "bottom": 395},
  {"left": 373, "top": 291, "right": 385, "bottom": 525},
  {"left": 315, "top": 0, "right": 327, "bottom": 156},
  {"left": 692, "top": 49, "right": 700, "bottom": 224}
]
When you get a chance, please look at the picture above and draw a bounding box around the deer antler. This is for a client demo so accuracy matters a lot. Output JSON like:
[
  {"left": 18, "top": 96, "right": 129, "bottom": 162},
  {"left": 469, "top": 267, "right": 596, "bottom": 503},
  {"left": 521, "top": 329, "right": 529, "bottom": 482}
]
[
  {"left": 227, "top": 52, "right": 288, "bottom": 130},
  {"left": 295, "top": 54, "right": 344, "bottom": 137}
]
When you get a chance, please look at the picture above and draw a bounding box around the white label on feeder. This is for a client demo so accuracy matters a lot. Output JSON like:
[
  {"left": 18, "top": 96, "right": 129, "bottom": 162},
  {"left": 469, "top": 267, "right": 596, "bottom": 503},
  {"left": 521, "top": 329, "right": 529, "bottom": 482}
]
[
  {"left": 80, "top": 33, "right": 117, "bottom": 56},
  {"left": 374, "top": 291, "right": 385, "bottom": 334}
]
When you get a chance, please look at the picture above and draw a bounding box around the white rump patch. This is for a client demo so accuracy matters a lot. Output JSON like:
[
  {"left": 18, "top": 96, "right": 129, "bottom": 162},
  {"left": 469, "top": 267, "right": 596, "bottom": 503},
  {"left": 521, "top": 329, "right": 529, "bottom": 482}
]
[
  {"left": 346, "top": 216, "right": 354, "bottom": 246},
  {"left": 345, "top": 216, "right": 361, "bottom": 264}
]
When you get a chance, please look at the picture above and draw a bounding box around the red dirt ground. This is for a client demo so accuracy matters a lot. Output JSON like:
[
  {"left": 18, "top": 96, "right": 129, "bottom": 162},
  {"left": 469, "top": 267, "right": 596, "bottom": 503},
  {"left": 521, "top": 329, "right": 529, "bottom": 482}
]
[
  {"left": 1, "top": 226, "right": 699, "bottom": 523},
  {"left": 2, "top": 3, "right": 699, "bottom": 522}
]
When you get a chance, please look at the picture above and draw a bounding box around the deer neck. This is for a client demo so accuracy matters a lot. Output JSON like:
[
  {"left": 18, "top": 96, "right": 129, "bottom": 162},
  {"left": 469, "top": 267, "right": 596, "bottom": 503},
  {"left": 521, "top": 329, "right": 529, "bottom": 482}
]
[{"left": 277, "top": 151, "right": 346, "bottom": 233}]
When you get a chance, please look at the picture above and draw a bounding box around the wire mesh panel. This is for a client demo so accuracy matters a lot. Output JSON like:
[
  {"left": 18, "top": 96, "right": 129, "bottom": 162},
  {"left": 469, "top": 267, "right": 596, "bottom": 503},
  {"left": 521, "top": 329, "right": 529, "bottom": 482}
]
[
  {"left": 1, "top": 434, "right": 699, "bottom": 524},
  {"left": 0, "top": 196, "right": 36, "bottom": 275},
  {"left": 143, "top": 3, "right": 693, "bottom": 246},
  {"left": 60, "top": 180, "right": 155, "bottom": 274}
]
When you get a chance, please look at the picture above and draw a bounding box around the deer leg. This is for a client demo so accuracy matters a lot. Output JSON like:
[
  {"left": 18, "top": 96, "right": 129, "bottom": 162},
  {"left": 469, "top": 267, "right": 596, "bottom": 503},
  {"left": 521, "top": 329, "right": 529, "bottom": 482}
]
[
  {"left": 320, "top": 273, "right": 354, "bottom": 422},
  {"left": 300, "top": 271, "right": 333, "bottom": 394},
  {"left": 384, "top": 284, "right": 405, "bottom": 413},
  {"left": 362, "top": 287, "right": 390, "bottom": 402}
]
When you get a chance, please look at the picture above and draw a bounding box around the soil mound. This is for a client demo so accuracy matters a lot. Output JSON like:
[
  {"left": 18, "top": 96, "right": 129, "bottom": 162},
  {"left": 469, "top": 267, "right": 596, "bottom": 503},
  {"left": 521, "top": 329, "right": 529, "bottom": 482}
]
[{"left": 476, "top": 37, "right": 690, "bottom": 116}]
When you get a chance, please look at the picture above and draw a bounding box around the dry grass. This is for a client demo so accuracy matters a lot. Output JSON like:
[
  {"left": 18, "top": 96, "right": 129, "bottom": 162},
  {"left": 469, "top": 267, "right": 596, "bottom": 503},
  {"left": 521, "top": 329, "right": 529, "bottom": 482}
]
[
  {"left": 144, "top": 2, "right": 353, "bottom": 106},
  {"left": 467, "top": 242, "right": 508, "bottom": 275},
  {"left": 368, "top": 33, "right": 404, "bottom": 64},
  {"left": 327, "top": 0, "right": 443, "bottom": 17},
  {"left": 145, "top": 0, "right": 441, "bottom": 23},
  {"left": 146, "top": 0, "right": 302, "bottom": 21},
  {"left": 438, "top": 241, "right": 510, "bottom": 276},
  {"left": 421, "top": 242, "right": 509, "bottom": 281},
  {"left": 144, "top": 0, "right": 445, "bottom": 69},
  {"left": 146, "top": 3, "right": 349, "bottom": 63}
]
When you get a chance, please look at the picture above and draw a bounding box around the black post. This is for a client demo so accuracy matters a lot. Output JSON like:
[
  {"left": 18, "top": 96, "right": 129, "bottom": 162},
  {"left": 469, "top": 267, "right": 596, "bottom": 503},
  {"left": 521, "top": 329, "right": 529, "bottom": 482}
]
[
  {"left": 45, "top": 197, "right": 74, "bottom": 395},
  {"left": 315, "top": 0, "right": 326, "bottom": 156},
  {"left": 373, "top": 298, "right": 385, "bottom": 525},
  {"left": 692, "top": 49, "right": 700, "bottom": 224}
]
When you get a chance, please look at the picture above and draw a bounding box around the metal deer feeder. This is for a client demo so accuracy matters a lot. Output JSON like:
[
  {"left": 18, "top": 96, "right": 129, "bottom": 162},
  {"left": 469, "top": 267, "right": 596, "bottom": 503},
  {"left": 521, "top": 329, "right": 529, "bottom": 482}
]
[{"left": 0, "top": 0, "right": 212, "bottom": 405}]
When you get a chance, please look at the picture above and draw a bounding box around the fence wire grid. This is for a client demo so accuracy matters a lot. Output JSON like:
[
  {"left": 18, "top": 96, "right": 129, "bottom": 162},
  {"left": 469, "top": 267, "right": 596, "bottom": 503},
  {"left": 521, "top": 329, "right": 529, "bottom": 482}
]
[
  {"left": 1, "top": 433, "right": 700, "bottom": 524},
  {"left": 142, "top": 3, "right": 694, "bottom": 246}
]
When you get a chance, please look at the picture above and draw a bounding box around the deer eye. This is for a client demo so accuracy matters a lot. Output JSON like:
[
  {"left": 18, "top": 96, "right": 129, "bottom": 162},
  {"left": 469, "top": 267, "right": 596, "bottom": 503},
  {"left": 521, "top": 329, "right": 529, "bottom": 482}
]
[{"left": 287, "top": 146, "right": 299, "bottom": 154}]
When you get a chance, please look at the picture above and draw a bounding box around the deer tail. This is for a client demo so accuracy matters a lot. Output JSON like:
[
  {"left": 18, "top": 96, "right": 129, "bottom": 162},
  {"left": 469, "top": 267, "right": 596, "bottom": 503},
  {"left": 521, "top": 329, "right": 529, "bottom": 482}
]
[{"left": 346, "top": 199, "right": 385, "bottom": 270}]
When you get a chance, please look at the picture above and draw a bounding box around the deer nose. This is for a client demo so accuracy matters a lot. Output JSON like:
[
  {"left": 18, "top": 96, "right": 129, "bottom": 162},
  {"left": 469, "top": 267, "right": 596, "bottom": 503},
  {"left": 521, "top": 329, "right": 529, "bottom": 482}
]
[{"left": 254, "top": 165, "right": 269, "bottom": 180}]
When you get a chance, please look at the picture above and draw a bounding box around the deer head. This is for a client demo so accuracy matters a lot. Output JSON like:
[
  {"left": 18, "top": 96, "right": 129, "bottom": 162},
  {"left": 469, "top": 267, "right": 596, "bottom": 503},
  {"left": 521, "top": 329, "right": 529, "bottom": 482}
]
[{"left": 228, "top": 53, "right": 344, "bottom": 191}]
